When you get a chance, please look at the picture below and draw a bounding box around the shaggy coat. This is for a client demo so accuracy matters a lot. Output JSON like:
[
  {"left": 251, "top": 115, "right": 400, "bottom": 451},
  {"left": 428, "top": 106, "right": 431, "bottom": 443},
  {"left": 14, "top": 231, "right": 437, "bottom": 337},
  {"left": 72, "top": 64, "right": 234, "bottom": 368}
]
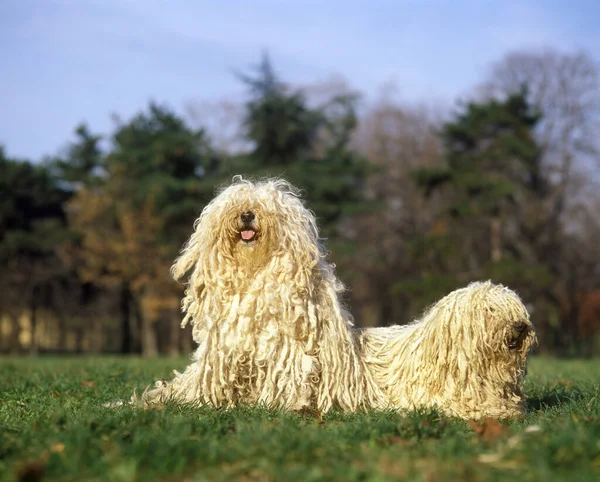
[
  {"left": 135, "top": 177, "right": 537, "bottom": 420},
  {"left": 357, "top": 281, "right": 537, "bottom": 419},
  {"left": 141, "top": 177, "right": 387, "bottom": 412}
]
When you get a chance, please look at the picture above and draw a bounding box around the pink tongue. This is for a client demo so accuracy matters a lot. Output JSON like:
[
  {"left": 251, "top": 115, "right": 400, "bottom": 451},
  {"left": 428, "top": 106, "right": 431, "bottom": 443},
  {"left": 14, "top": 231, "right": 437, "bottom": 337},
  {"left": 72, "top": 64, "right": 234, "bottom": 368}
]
[{"left": 241, "top": 230, "right": 255, "bottom": 240}]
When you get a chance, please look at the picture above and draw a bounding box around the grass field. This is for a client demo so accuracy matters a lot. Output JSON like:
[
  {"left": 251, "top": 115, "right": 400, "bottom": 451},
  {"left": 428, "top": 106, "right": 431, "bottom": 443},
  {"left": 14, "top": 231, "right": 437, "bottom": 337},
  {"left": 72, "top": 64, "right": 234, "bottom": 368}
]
[{"left": 1, "top": 357, "right": 600, "bottom": 482}]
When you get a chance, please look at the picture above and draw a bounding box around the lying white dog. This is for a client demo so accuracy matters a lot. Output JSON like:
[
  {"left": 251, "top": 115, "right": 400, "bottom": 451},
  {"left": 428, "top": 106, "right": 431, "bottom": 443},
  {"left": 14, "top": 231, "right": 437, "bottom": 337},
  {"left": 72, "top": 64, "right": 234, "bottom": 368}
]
[{"left": 358, "top": 281, "right": 537, "bottom": 419}]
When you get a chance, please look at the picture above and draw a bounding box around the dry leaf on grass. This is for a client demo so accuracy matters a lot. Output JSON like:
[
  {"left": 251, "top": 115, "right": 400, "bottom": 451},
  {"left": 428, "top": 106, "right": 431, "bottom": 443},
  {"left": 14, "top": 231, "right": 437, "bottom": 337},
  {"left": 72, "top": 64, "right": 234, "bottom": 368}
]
[
  {"left": 377, "top": 436, "right": 414, "bottom": 447},
  {"left": 468, "top": 417, "right": 509, "bottom": 443}
]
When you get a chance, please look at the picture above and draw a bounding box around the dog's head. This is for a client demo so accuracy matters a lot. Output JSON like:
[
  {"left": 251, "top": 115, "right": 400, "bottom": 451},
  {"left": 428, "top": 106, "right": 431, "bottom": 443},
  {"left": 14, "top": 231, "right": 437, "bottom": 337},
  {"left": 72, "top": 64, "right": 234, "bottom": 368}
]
[
  {"left": 219, "top": 179, "right": 293, "bottom": 256},
  {"left": 171, "top": 176, "right": 323, "bottom": 280},
  {"left": 423, "top": 281, "right": 537, "bottom": 372},
  {"left": 483, "top": 284, "right": 537, "bottom": 362},
  {"left": 419, "top": 281, "right": 537, "bottom": 413}
]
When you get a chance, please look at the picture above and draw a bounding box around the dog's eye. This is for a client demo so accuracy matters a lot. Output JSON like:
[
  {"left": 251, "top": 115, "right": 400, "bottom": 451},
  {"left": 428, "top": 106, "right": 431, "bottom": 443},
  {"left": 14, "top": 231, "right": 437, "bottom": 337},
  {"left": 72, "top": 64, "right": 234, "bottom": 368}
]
[{"left": 507, "top": 321, "right": 528, "bottom": 349}]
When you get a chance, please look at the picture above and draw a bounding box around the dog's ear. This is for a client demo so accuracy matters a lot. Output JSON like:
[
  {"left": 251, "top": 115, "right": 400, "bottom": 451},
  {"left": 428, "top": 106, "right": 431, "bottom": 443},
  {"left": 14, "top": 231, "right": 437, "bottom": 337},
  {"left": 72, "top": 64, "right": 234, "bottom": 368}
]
[{"left": 171, "top": 241, "right": 200, "bottom": 281}]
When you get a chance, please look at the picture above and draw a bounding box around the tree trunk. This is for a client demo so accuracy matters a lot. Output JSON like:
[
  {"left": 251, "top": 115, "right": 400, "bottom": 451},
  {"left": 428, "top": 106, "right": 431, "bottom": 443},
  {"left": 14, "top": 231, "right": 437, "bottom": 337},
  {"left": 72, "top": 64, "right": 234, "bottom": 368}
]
[
  {"left": 180, "top": 324, "right": 193, "bottom": 355},
  {"left": 490, "top": 215, "right": 502, "bottom": 263},
  {"left": 120, "top": 282, "right": 134, "bottom": 354},
  {"left": 168, "top": 308, "right": 181, "bottom": 356},
  {"left": 57, "top": 315, "right": 68, "bottom": 352},
  {"left": 75, "top": 325, "right": 84, "bottom": 353},
  {"left": 0, "top": 310, "right": 5, "bottom": 352},
  {"left": 29, "top": 290, "right": 39, "bottom": 356},
  {"left": 7, "top": 313, "right": 22, "bottom": 354},
  {"left": 90, "top": 312, "right": 103, "bottom": 354},
  {"left": 141, "top": 318, "right": 158, "bottom": 357},
  {"left": 137, "top": 295, "right": 158, "bottom": 357}
]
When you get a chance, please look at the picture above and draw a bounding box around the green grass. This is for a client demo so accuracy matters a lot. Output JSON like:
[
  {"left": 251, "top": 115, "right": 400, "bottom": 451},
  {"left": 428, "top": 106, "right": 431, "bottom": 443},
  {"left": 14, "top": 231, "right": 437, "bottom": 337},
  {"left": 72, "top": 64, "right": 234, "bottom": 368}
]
[{"left": 1, "top": 357, "right": 600, "bottom": 482}]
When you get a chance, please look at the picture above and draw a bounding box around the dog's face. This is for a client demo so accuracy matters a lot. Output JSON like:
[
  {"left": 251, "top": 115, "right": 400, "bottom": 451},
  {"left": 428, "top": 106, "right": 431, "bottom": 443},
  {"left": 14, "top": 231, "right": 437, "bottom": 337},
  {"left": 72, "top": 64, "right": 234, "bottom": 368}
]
[
  {"left": 171, "top": 177, "right": 322, "bottom": 289},
  {"left": 485, "top": 301, "right": 537, "bottom": 367},
  {"left": 223, "top": 186, "right": 280, "bottom": 255},
  {"left": 204, "top": 180, "right": 318, "bottom": 273},
  {"left": 231, "top": 202, "right": 276, "bottom": 251},
  {"left": 437, "top": 283, "right": 537, "bottom": 367},
  {"left": 506, "top": 320, "right": 534, "bottom": 352},
  {"left": 238, "top": 209, "right": 259, "bottom": 245},
  {"left": 227, "top": 199, "right": 279, "bottom": 270}
]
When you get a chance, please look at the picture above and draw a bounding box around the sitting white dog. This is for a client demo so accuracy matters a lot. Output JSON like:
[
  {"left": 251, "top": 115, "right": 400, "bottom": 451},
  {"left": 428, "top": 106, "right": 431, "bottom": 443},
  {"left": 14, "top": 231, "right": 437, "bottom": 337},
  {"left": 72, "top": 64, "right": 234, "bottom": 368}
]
[{"left": 139, "top": 176, "right": 387, "bottom": 412}]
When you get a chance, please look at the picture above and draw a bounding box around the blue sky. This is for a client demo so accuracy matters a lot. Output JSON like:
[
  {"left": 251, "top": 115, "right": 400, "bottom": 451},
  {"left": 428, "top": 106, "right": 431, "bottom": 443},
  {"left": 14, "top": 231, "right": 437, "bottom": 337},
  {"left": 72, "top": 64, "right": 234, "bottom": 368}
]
[{"left": 1, "top": 0, "right": 599, "bottom": 160}]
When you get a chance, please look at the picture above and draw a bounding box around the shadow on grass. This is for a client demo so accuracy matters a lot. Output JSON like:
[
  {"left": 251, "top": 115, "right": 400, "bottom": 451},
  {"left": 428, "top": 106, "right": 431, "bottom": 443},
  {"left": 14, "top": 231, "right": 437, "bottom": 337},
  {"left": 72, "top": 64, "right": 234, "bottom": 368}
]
[{"left": 527, "top": 384, "right": 584, "bottom": 412}]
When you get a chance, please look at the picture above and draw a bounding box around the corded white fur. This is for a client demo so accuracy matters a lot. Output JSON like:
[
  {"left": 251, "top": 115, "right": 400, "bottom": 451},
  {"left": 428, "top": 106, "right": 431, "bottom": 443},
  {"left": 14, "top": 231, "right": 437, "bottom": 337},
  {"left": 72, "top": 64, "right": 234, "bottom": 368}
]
[
  {"left": 132, "top": 177, "right": 536, "bottom": 420},
  {"left": 357, "top": 281, "right": 537, "bottom": 419},
  {"left": 138, "top": 176, "right": 387, "bottom": 412}
]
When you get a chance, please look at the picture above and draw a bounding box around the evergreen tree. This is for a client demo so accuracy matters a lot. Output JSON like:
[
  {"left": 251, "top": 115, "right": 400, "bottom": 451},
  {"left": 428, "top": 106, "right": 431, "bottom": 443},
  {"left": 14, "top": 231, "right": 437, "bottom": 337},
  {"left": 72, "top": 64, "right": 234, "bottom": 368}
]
[
  {"left": 230, "top": 54, "right": 372, "bottom": 242},
  {"left": 404, "top": 90, "right": 547, "bottom": 303},
  {"left": 65, "top": 103, "right": 216, "bottom": 355},
  {"left": 51, "top": 123, "right": 104, "bottom": 188},
  {"left": 0, "top": 147, "right": 73, "bottom": 353},
  {"left": 106, "top": 102, "right": 217, "bottom": 245},
  {"left": 238, "top": 53, "right": 322, "bottom": 166},
  {"left": 0, "top": 147, "right": 71, "bottom": 263}
]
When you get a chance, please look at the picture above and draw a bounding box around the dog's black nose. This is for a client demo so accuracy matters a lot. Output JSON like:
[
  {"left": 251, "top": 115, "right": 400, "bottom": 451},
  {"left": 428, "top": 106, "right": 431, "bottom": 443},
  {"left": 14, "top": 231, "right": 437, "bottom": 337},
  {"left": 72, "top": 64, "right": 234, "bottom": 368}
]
[{"left": 241, "top": 211, "right": 255, "bottom": 223}]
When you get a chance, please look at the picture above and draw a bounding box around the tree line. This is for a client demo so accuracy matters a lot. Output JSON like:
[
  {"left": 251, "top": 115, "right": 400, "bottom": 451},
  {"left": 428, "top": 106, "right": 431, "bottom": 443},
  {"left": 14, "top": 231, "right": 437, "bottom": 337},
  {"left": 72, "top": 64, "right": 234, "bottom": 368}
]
[{"left": 1, "top": 48, "right": 599, "bottom": 356}]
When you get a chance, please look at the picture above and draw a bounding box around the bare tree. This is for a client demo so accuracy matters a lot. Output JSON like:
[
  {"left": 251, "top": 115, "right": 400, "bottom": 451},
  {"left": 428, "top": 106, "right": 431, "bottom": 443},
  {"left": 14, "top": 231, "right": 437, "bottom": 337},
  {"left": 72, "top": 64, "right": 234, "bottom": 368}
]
[
  {"left": 350, "top": 88, "right": 446, "bottom": 326},
  {"left": 185, "top": 98, "right": 248, "bottom": 155},
  {"left": 481, "top": 49, "right": 600, "bottom": 214},
  {"left": 480, "top": 49, "right": 600, "bottom": 354}
]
